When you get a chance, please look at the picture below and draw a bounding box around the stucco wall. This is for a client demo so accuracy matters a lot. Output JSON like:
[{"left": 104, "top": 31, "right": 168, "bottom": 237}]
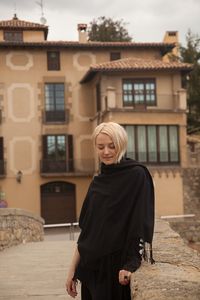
[{"left": 0, "top": 208, "right": 44, "bottom": 251}]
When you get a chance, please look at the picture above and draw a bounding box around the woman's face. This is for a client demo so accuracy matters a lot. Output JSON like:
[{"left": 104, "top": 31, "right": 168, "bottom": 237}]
[{"left": 95, "top": 133, "right": 117, "bottom": 165}]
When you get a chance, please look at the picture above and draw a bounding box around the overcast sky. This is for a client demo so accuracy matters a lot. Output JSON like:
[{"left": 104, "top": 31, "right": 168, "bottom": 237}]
[{"left": 0, "top": 0, "right": 200, "bottom": 45}]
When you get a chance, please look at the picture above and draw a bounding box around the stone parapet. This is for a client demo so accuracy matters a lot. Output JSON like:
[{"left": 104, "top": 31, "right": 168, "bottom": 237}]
[
  {"left": 131, "top": 219, "right": 200, "bottom": 299},
  {"left": 0, "top": 208, "right": 44, "bottom": 251}
]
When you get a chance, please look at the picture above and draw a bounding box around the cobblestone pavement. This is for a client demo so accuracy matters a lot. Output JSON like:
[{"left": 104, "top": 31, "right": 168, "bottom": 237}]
[{"left": 0, "top": 232, "right": 81, "bottom": 300}]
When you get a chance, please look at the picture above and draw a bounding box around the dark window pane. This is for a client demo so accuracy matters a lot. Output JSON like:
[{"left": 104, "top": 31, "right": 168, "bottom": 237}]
[
  {"left": 4, "top": 31, "right": 23, "bottom": 42},
  {"left": 110, "top": 52, "right": 121, "bottom": 61},
  {"left": 44, "top": 83, "right": 65, "bottom": 122},
  {"left": 47, "top": 51, "right": 60, "bottom": 70},
  {"left": 47, "top": 136, "right": 56, "bottom": 158}
]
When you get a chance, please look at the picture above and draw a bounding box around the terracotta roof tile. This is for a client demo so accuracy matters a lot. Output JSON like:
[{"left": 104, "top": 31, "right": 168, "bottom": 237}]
[
  {"left": 0, "top": 16, "right": 48, "bottom": 30},
  {"left": 91, "top": 57, "right": 192, "bottom": 71},
  {"left": 80, "top": 57, "right": 193, "bottom": 83},
  {"left": 0, "top": 40, "right": 174, "bottom": 53}
]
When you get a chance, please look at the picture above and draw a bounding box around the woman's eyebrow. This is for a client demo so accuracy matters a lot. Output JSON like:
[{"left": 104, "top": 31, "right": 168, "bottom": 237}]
[{"left": 97, "top": 143, "right": 114, "bottom": 146}]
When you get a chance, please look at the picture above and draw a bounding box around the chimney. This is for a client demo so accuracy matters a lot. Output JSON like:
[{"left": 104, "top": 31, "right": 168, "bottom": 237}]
[
  {"left": 78, "top": 24, "right": 88, "bottom": 43},
  {"left": 163, "top": 31, "right": 179, "bottom": 44},
  {"left": 163, "top": 31, "right": 179, "bottom": 61}
]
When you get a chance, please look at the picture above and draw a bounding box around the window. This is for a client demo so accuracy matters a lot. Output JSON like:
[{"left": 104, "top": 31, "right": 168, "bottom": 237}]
[
  {"left": 110, "top": 52, "right": 121, "bottom": 61},
  {"left": 4, "top": 31, "right": 23, "bottom": 42},
  {"left": 44, "top": 83, "right": 66, "bottom": 122},
  {"left": 122, "top": 79, "right": 156, "bottom": 107},
  {"left": 47, "top": 51, "right": 60, "bottom": 70},
  {"left": 42, "top": 135, "right": 73, "bottom": 172},
  {"left": 124, "top": 125, "right": 179, "bottom": 164}
]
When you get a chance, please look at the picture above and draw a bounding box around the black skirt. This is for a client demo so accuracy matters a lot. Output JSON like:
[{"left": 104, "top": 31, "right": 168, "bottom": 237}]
[{"left": 75, "top": 250, "right": 131, "bottom": 300}]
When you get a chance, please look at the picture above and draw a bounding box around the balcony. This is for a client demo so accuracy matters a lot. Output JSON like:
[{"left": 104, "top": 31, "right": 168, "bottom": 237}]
[
  {"left": 0, "top": 160, "right": 6, "bottom": 177},
  {"left": 40, "top": 159, "right": 73, "bottom": 173},
  {"left": 40, "top": 158, "right": 95, "bottom": 176},
  {"left": 103, "top": 87, "right": 187, "bottom": 112},
  {"left": 43, "top": 109, "right": 69, "bottom": 124}
]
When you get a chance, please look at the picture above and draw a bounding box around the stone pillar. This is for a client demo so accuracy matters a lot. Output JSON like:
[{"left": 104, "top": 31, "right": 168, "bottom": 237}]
[{"left": 106, "top": 86, "right": 116, "bottom": 109}]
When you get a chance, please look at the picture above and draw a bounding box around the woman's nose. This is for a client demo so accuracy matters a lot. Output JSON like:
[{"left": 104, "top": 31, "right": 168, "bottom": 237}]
[{"left": 103, "top": 147, "right": 109, "bottom": 154}]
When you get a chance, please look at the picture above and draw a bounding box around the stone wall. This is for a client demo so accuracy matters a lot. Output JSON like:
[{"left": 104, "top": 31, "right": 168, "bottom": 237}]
[
  {"left": 169, "top": 217, "right": 200, "bottom": 243},
  {"left": 168, "top": 168, "right": 200, "bottom": 244},
  {"left": 0, "top": 208, "right": 44, "bottom": 251},
  {"left": 182, "top": 168, "right": 200, "bottom": 217},
  {"left": 131, "top": 219, "right": 200, "bottom": 299}
]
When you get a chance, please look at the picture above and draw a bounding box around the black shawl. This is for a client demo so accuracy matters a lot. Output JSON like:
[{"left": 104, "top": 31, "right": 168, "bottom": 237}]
[{"left": 77, "top": 158, "right": 155, "bottom": 267}]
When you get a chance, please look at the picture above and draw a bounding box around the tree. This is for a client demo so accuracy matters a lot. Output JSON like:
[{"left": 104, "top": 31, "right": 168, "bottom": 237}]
[
  {"left": 88, "top": 16, "right": 132, "bottom": 42},
  {"left": 180, "top": 30, "right": 200, "bottom": 133}
]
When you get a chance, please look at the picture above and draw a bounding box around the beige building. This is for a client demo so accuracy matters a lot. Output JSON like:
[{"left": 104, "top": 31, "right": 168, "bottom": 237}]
[{"left": 0, "top": 15, "right": 192, "bottom": 223}]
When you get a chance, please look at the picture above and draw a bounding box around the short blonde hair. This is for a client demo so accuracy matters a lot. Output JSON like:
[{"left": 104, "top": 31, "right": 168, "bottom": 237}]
[{"left": 92, "top": 122, "right": 128, "bottom": 163}]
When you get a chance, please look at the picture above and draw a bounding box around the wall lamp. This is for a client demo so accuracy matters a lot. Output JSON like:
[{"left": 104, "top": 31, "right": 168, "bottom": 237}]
[{"left": 16, "top": 170, "right": 23, "bottom": 183}]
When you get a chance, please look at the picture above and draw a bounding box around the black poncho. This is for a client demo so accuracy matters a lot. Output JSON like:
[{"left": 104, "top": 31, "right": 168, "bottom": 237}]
[{"left": 77, "top": 158, "right": 155, "bottom": 272}]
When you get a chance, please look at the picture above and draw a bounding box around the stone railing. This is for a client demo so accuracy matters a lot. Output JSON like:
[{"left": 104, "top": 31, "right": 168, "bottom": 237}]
[
  {"left": 131, "top": 219, "right": 200, "bottom": 299},
  {"left": 169, "top": 216, "right": 200, "bottom": 244},
  {"left": 0, "top": 208, "right": 44, "bottom": 251}
]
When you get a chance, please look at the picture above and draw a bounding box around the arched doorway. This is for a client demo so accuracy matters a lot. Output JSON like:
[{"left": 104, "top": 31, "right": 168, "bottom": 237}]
[{"left": 41, "top": 181, "right": 76, "bottom": 224}]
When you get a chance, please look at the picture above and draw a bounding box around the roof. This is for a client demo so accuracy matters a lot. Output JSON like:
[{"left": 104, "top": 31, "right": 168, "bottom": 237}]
[
  {"left": 80, "top": 57, "right": 193, "bottom": 83},
  {"left": 0, "top": 40, "right": 175, "bottom": 54},
  {"left": 0, "top": 16, "right": 175, "bottom": 53},
  {"left": 0, "top": 15, "right": 48, "bottom": 39}
]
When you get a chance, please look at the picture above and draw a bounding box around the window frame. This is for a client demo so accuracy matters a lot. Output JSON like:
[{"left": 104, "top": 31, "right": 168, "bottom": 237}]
[
  {"left": 42, "top": 134, "right": 74, "bottom": 172},
  {"left": 47, "top": 51, "right": 60, "bottom": 71},
  {"left": 110, "top": 52, "right": 121, "bottom": 61},
  {"left": 122, "top": 78, "right": 157, "bottom": 107},
  {"left": 44, "top": 82, "right": 66, "bottom": 123},
  {"left": 4, "top": 30, "right": 23, "bottom": 42},
  {"left": 124, "top": 125, "right": 180, "bottom": 165}
]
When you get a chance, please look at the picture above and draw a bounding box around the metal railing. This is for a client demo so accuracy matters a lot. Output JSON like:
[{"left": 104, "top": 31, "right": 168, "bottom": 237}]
[
  {"left": 44, "top": 222, "right": 80, "bottom": 240},
  {"left": 40, "top": 158, "right": 95, "bottom": 174},
  {"left": 43, "top": 109, "right": 69, "bottom": 123},
  {"left": 40, "top": 159, "right": 74, "bottom": 173}
]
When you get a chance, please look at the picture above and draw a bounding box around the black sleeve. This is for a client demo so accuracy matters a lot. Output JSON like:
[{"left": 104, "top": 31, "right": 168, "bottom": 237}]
[{"left": 122, "top": 238, "right": 143, "bottom": 272}]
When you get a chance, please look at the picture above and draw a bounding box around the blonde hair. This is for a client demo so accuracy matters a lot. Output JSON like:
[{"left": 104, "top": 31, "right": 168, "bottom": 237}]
[{"left": 92, "top": 122, "right": 128, "bottom": 163}]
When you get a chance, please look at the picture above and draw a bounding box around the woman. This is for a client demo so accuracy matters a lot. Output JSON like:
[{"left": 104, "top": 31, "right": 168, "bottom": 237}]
[{"left": 66, "top": 122, "right": 154, "bottom": 300}]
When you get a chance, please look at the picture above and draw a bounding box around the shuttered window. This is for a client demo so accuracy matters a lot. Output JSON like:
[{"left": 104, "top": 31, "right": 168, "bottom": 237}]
[{"left": 41, "top": 134, "right": 73, "bottom": 172}]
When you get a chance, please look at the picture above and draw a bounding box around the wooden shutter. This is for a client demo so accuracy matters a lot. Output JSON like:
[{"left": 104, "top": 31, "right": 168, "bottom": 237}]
[
  {"left": 0, "top": 137, "right": 4, "bottom": 160},
  {"left": 42, "top": 135, "right": 48, "bottom": 159},
  {"left": 67, "top": 135, "right": 74, "bottom": 171}
]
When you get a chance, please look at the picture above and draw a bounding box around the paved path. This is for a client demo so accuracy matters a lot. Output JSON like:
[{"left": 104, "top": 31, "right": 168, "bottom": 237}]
[{"left": 0, "top": 238, "right": 81, "bottom": 300}]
